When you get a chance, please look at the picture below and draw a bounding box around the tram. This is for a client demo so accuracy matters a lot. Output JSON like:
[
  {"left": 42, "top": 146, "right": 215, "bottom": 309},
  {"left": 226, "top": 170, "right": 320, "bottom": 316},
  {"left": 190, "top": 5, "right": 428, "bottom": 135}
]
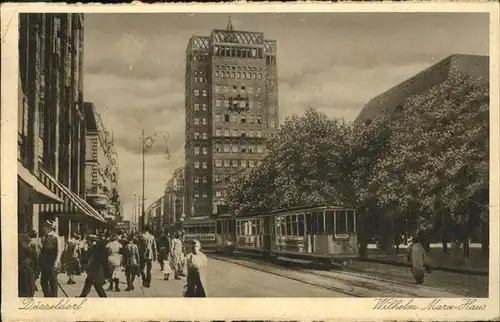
[
  {"left": 215, "top": 203, "right": 358, "bottom": 266},
  {"left": 183, "top": 216, "right": 218, "bottom": 249}
]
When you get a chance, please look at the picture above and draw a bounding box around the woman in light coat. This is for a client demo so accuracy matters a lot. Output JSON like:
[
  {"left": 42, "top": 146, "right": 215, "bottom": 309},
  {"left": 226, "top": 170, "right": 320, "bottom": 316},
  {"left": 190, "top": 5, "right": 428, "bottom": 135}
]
[
  {"left": 184, "top": 239, "right": 208, "bottom": 297},
  {"left": 406, "top": 233, "right": 430, "bottom": 284},
  {"left": 170, "top": 231, "right": 185, "bottom": 279}
]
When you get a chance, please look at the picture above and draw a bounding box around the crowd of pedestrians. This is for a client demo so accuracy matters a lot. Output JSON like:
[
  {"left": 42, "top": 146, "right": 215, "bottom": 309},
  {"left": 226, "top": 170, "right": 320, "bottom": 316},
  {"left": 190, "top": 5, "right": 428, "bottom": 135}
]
[{"left": 18, "top": 222, "right": 208, "bottom": 298}]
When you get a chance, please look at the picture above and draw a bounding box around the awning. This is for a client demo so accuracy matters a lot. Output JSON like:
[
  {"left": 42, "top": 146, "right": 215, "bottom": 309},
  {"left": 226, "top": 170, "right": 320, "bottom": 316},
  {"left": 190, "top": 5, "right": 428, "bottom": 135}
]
[
  {"left": 18, "top": 162, "right": 63, "bottom": 204},
  {"left": 38, "top": 169, "right": 106, "bottom": 223}
]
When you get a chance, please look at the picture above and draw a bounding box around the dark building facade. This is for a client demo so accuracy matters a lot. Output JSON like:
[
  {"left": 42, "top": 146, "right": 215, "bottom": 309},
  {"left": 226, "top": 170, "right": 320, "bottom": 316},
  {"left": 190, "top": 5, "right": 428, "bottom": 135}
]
[
  {"left": 355, "top": 54, "right": 489, "bottom": 124},
  {"left": 18, "top": 13, "right": 106, "bottom": 237},
  {"left": 184, "top": 18, "right": 279, "bottom": 218}
]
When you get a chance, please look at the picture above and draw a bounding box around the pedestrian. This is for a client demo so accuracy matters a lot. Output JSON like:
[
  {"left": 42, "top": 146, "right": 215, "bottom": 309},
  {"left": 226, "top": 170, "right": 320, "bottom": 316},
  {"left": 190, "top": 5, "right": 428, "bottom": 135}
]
[
  {"left": 157, "top": 229, "right": 171, "bottom": 280},
  {"left": 79, "top": 234, "right": 107, "bottom": 298},
  {"left": 138, "top": 225, "right": 157, "bottom": 288},
  {"left": 18, "top": 233, "right": 38, "bottom": 297},
  {"left": 106, "top": 233, "right": 123, "bottom": 292},
  {"left": 170, "top": 231, "right": 185, "bottom": 280},
  {"left": 122, "top": 236, "right": 141, "bottom": 291},
  {"left": 62, "top": 233, "right": 80, "bottom": 285},
  {"left": 28, "top": 230, "right": 42, "bottom": 291},
  {"left": 79, "top": 233, "right": 89, "bottom": 272},
  {"left": 39, "top": 220, "right": 62, "bottom": 297},
  {"left": 184, "top": 239, "right": 208, "bottom": 297},
  {"left": 406, "top": 232, "right": 431, "bottom": 284}
]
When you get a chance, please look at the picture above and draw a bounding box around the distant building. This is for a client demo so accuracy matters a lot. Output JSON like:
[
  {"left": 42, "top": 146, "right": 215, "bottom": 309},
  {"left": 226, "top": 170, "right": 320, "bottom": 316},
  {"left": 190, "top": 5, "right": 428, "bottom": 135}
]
[
  {"left": 84, "top": 102, "right": 122, "bottom": 224},
  {"left": 145, "top": 196, "right": 162, "bottom": 233},
  {"left": 184, "top": 17, "right": 279, "bottom": 218},
  {"left": 355, "top": 54, "right": 489, "bottom": 124},
  {"left": 18, "top": 13, "right": 106, "bottom": 237},
  {"left": 163, "top": 167, "right": 185, "bottom": 230}
]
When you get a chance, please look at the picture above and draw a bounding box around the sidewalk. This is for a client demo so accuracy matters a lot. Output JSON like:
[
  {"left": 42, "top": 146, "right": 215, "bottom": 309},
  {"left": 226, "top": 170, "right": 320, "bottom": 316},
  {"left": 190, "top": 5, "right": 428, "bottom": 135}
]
[
  {"left": 361, "top": 244, "right": 489, "bottom": 276},
  {"left": 34, "top": 262, "right": 186, "bottom": 298}
]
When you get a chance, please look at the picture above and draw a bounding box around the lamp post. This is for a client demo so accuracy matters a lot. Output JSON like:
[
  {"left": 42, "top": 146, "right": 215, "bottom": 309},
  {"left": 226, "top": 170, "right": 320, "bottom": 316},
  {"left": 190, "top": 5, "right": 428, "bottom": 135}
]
[{"left": 140, "top": 129, "right": 170, "bottom": 232}]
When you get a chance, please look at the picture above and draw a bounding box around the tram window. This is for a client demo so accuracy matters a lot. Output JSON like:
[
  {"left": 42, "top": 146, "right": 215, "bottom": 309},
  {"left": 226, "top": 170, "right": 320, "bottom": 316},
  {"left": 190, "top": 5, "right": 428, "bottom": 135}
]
[
  {"left": 347, "top": 210, "right": 355, "bottom": 233},
  {"left": 298, "top": 217, "right": 305, "bottom": 236},
  {"left": 325, "top": 210, "right": 335, "bottom": 232},
  {"left": 336, "top": 210, "right": 348, "bottom": 233}
]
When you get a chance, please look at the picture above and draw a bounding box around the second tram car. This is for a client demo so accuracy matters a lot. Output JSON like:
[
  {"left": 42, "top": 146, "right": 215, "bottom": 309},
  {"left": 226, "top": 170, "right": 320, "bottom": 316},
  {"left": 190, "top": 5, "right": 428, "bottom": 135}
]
[
  {"left": 215, "top": 203, "right": 358, "bottom": 266},
  {"left": 183, "top": 216, "right": 218, "bottom": 250}
]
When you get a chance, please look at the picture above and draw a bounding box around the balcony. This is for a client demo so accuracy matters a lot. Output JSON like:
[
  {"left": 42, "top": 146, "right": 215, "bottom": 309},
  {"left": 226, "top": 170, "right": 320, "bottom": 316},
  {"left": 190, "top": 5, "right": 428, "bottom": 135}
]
[{"left": 86, "top": 193, "right": 110, "bottom": 209}]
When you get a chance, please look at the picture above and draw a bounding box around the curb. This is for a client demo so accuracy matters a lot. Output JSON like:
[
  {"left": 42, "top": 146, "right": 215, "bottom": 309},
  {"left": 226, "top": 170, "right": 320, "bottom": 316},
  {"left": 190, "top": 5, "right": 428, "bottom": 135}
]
[{"left": 358, "top": 257, "right": 489, "bottom": 276}]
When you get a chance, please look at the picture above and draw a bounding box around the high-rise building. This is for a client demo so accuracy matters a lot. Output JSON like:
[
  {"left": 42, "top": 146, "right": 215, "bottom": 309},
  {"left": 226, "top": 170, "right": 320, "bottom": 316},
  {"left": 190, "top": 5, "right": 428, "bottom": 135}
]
[{"left": 184, "top": 18, "right": 279, "bottom": 218}]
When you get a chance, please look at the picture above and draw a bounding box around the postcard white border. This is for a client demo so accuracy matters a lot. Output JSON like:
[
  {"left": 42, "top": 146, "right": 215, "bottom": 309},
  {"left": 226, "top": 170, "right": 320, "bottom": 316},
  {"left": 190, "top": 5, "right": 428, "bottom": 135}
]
[{"left": 1, "top": 2, "right": 499, "bottom": 321}]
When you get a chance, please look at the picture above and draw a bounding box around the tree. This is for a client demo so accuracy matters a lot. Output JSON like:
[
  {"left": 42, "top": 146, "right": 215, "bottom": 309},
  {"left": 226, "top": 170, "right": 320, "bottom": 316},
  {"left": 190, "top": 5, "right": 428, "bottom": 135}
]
[{"left": 368, "top": 68, "right": 489, "bottom": 256}]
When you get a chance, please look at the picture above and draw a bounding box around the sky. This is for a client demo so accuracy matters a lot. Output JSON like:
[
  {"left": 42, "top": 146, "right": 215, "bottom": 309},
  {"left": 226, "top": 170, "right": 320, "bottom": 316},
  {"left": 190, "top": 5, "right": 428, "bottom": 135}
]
[{"left": 83, "top": 12, "right": 489, "bottom": 222}]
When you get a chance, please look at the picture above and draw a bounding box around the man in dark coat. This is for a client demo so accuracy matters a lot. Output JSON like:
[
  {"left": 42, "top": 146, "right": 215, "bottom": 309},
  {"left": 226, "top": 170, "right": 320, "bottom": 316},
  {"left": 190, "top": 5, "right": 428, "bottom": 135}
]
[
  {"left": 79, "top": 235, "right": 108, "bottom": 297},
  {"left": 18, "top": 233, "right": 38, "bottom": 297},
  {"left": 39, "top": 220, "right": 62, "bottom": 297}
]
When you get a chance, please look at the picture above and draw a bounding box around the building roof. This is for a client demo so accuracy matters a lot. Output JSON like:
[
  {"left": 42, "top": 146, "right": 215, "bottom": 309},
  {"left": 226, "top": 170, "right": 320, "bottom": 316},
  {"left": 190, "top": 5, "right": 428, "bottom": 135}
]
[
  {"left": 84, "top": 102, "right": 98, "bottom": 130},
  {"left": 355, "top": 54, "right": 489, "bottom": 124}
]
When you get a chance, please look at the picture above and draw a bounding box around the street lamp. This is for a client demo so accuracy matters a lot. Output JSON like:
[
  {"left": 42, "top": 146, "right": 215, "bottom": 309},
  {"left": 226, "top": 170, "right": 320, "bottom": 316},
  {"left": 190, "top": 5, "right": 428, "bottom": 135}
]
[{"left": 140, "top": 129, "right": 170, "bottom": 232}]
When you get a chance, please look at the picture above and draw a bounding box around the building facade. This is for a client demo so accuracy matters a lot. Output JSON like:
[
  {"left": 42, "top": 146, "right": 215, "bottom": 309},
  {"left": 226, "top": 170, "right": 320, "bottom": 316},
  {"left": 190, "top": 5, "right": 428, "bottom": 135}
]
[
  {"left": 184, "top": 18, "right": 279, "bottom": 218},
  {"left": 163, "top": 167, "right": 185, "bottom": 230},
  {"left": 145, "top": 196, "right": 163, "bottom": 233},
  {"left": 18, "top": 13, "right": 106, "bottom": 237},
  {"left": 355, "top": 54, "right": 489, "bottom": 124},
  {"left": 84, "top": 102, "right": 122, "bottom": 224}
]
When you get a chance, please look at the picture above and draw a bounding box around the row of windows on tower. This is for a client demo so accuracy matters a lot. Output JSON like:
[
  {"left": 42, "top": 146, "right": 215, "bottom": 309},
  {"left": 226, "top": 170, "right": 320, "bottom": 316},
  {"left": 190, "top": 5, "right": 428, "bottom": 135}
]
[
  {"left": 214, "top": 99, "right": 262, "bottom": 109},
  {"left": 215, "top": 114, "right": 269, "bottom": 125},
  {"left": 193, "top": 103, "right": 208, "bottom": 111},
  {"left": 214, "top": 128, "right": 267, "bottom": 138},
  {"left": 194, "top": 144, "right": 265, "bottom": 155},
  {"left": 215, "top": 70, "right": 263, "bottom": 81},
  {"left": 193, "top": 89, "right": 208, "bottom": 97},
  {"left": 192, "top": 159, "right": 263, "bottom": 170},
  {"left": 213, "top": 46, "right": 264, "bottom": 59},
  {"left": 215, "top": 84, "right": 262, "bottom": 95}
]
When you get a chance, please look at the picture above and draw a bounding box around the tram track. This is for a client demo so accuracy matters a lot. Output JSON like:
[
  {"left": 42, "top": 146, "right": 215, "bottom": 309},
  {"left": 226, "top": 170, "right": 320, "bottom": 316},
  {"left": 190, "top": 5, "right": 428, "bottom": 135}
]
[
  {"left": 208, "top": 252, "right": 462, "bottom": 297},
  {"left": 208, "top": 253, "right": 362, "bottom": 297}
]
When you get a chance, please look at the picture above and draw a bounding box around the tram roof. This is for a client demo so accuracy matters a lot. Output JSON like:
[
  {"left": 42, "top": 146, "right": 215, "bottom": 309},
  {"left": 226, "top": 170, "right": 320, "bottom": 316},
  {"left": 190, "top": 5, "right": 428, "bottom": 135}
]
[{"left": 235, "top": 202, "right": 354, "bottom": 218}]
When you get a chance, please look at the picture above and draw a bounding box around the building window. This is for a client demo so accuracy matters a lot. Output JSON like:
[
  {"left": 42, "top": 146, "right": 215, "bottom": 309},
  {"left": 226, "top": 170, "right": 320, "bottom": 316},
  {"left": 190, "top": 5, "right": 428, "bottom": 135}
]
[
  {"left": 232, "top": 129, "right": 238, "bottom": 137},
  {"left": 237, "top": 72, "right": 241, "bottom": 79},
  {"left": 249, "top": 160, "right": 255, "bottom": 168},
  {"left": 270, "top": 121, "right": 276, "bottom": 128},
  {"left": 257, "top": 145, "right": 264, "bottom": 153},
  {"left": 215, "top": 114, "right": 221, "bottom": 123},
  {"left": 241, "top": 85, "right": 246, "bottom": 93},
  {"left": 202, "top": 90, "right": 207, "bottom": 97},
  {"left": 241, "top": 160, "right": 248, "bottom": 168},
  {"left": 270, "top": 106, "right": 275, "bottom": 114},
  {"left": 194, "top": 118, "right": 200, "bottom": 125},
  {"left": 194, "top": 89, "right": 199, "bottom": 96},
  {"left": 224, "top": 144, "right": 230, "bottom": 153},
  {"left": 258, "top": 73, "right": 262, "bottom": 80},
  {"left": 216, "top": 190, "right": 222, "bottom": 198},
  {"left": 257, "top": 160, "right": 263, "bottom": 166},
  {"left": 224, "top": 114, "right": 230, "bottom": 122},
  {"left": 202, "top": 176, "right": 207, "bottom": 184},
  {"left": 215, "top": 99, "right": 221, "bottom": 108},
  {"left": 252, "top": 73, "right": 256, "bottom": 80},
  {"left": 256, "top": 116, "right": 262, "bottom": 124},
  {"left": 248, "top": 86, "right": 254, "bottom": 94},
  {"left": 249, "top": 101, "right": 254, "bottom": 109},
  {"left": 215, "top": 159, "right": 222, "bottom": 168},
  {"left": 231, "top": 72, "right": 235, "bottom": 78},
  {"left": 257, "top": 87, "right": 262, "bottom": 94},
  {"left": 224, "top": 160, "right": 231, "bottom": 168},
  {"left": 241, "top": 115, "right": 246, "bottom": 123},
  {"left": 232, "top": 145, "right": 238, "bottom": 153},
  {"left": 216, "top": 71, "right": 219, "bottom": 78},
  {"left": 241, "top": 130, "right": 246, "bottom": 138},
  {"left": 224, "top": 100, "right": 229, "bottom": 108},
  {"left": 215, "top": 144, "right": 222, "bottom": 152},
  {"left": 249, "top": 145, "right": 255, "bottom": 153},
  {"left": 257, "top": 130, "right": 262, "bottom": 138},
  {"left": 257, "top": 102, "right": 262, "bottom": 109},
  {"left": 202, "top": 161, "right": 207, "bottom": 169},
  {"left": 195, "top": 192, "right": 200, "bottom": 198},
  {"left": 202, "top": 104, "right": 207, "bottom": 111},
  {"left": 194, "top": 132, "right": 200, "bottom": 139},
  {"left": 194, "top": 147, "right": 200, "bottom": 155},
  {"left": 215, "top": 85, "right": 221, "bottom": 93},
  {"left": 233, "top": 85, "right": 238, "bottom": 94},
  {"left": 194, "top": 103, "right": 200, "bottom": 111},
  {"left": 248, "top": 115, "right": 254, "bottom": 124},
  {"left": 194, "top": 162, "right": 200, "bottom": 169},
  {"left": 249, "top": 130, "right": 254, "bottom": 137},
  {"left": 202, "top": 118, "right": 207, "bottom": 125},
  {"left": 231, "top": 114, "right": 238, "bottom": 123},
  {"left": 202, "top": 147, "right": 208, "bottom": 155},
  {"left": 224, "top": 85, "right": 229, "bottom": 93},
  {"left": 202, "top": 132, "right": 208, "bottom": 140},
  {"left": 202, "top": 192, "right": 208, "bottom": 199},
  {"left": 214, "top": 175, "right": 221, "bottom": 183},
  {"left": 194, "top": 177, "right": 200, "bottom": 184},
  {"left": 224, "top": 129, "right": 230, "bottom": 137},
  {"left": 241, "top": 145, "right": 247, "bottom": 153},
  {"left": 226, "top": 71, "right": 230, "bottom": 78},
  {"left": 232, "top": 160, "right": 238, "bottom": 168},
  {"left": 215, "top": 129, "right": 222, "bottom": 137}
]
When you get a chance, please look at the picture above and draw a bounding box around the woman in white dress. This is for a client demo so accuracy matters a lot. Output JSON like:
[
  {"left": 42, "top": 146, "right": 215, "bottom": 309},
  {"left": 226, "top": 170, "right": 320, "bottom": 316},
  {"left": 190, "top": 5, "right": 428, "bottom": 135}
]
[
  {"left": 170, "top": 232, "right": 185, "bottom": 279},
  {"left": 184, "top": 239, "right": 208, "bottom": 297},
  {"left": 105, "top": 234, "right": 123, "bottom": 291}
]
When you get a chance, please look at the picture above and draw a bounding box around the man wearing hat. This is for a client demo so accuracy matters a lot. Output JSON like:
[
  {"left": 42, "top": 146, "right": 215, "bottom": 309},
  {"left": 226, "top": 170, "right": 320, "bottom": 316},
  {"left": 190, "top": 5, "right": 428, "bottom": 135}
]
[
  {"left": 79, "top": 234, "right": 108, "bottom": 297},
  {"left": 39, "top": 219, "right": 62, "bottom": 297}
]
